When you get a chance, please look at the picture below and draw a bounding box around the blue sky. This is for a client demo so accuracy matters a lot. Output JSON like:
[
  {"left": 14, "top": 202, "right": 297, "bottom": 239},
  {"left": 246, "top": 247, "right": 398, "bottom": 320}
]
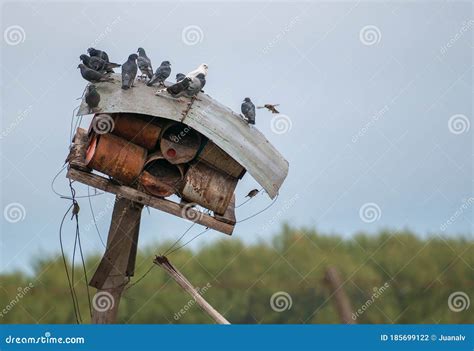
[{"left": 1, "top": 1, "right": 472, "bottom": 273}]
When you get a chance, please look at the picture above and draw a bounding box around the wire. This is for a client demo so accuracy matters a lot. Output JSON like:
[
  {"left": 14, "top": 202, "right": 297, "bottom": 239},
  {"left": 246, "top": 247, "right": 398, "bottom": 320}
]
[
  {"left": 236, "top": 195, "right": 279, "bottom": 224},
  {"left": 124, "top": 264, "right": 155, "bottom": 291},
  {"left": 162, "top": 222, "right": 197, "bottom": 256},
  {"left": 59, "top": 203, "right": 81, "bottom": 324},
  {"left": 167, "top": 228, "right": 210, "bottom": 256},
  {"left": 87, "top": 186, "right": 106, "bottom": 248}
]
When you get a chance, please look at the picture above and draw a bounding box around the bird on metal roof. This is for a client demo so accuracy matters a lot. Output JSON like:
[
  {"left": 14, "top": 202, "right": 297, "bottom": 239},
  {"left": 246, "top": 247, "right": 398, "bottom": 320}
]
[
  {"left": 121, "top": 53, "right": 138, "bottom": 90},
  {"left": 137, "top": 47, "right": 153, "bottom": 80},
  {"left": 241, "top": 97, "right": 256, "bottom": 125},
  {"left": 187, "top": 63, "right": 208, "bottom": 79},
  {"left": 257, "top": 104, "right": 280, "bottom": 114},
  {"left": 165, "top": 77, "right": 192, "bottom": 97},
  {"left": 147, "top": 61, "right": 171, "bottom": 86},
  {"left": 85, "top": 84, "right": 100, "bottom": 112},
  {"left": 176, "top": 73, "right": 186, "bottom": 82},
  {"left": 184, "top": 73, "right": 206, "bottom": 97},
  {"left": 80, "top": 54, "right": 120, "bottom": 74},
  {"left": 245, "top": 189, "right": 259, "bottom": 198},
  {"left": 87, "top": 48, "right": 110, "bottom": 63},
  {"left": 78, "top": 64, "right": 114, "bottom": 83}
]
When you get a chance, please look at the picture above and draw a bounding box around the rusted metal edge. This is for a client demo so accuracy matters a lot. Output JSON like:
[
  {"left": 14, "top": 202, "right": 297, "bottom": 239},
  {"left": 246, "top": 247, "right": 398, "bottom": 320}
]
[{"left": 66, "top": 167, "right": 234, "bottom": 235}]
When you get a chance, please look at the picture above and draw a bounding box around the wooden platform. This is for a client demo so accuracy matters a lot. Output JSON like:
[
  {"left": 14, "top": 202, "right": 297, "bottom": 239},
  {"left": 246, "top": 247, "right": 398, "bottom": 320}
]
[{"left": 67, "top": 167, "right": 234, "bottom": 235}]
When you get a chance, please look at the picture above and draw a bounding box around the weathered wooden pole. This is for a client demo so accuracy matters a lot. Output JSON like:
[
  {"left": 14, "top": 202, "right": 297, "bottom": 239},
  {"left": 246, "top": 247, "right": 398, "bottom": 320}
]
[
  {"left": 324, "top": 266, "right": 355, "bottom": 324},
  {"left": 90, "top": 197, "right": 143, "bottom": 324}
]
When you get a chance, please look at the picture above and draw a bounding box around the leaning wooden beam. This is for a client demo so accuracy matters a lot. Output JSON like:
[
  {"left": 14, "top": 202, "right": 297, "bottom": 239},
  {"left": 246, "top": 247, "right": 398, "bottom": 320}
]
[
  {"left": 66, "top": 167, "right": 234, "bottom": 235},
  {"left": 324, "top": 266, "right": 355, "bottom": 324},
  {"left": 154, "top": 256, "right": 230, "bottom": 325}
]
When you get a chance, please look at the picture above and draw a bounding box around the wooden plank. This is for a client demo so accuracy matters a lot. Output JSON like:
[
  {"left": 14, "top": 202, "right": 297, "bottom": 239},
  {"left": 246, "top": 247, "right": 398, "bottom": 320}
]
[
  {"left": 154, "top": 256, "right": 230, "bottom": 324},
  {"left": 90, "top": 198, "right": 143, "bottom": 289},
  {"left": 67, "top": 167, "right": 234, "bottom": 235},
  {"left": 324, "top": 267, "right": 355, "bottom": 324},
  {"left": 91, "top": 197, "right": 142, "bottom": 323},
  {"left": 66, "top": 127, "right": 90, "bottom": 171}
]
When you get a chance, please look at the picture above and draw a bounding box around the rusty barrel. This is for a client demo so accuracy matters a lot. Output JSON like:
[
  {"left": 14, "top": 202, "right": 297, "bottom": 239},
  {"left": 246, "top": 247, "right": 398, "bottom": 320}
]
[
  {"left": 85, "top": 133, "right": 147, "bottom": 185},
  {"left": 139, "top": 152, "right": 185, "bottom": 197},
  {"left": 112, "top": 113, "right": 162, "bottom": 150},
  {"left": 181, "top": 162, "right": 238, "bottom": 215},
  {"left": 160, "top": 123, "right": 201, "bottom": 164}
]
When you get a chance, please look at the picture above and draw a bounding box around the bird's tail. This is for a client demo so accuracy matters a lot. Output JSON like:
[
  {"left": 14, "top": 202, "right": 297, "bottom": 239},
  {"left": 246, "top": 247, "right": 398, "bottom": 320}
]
[{"left": 107, "top": 62, "right": 121, "bottom": 69}]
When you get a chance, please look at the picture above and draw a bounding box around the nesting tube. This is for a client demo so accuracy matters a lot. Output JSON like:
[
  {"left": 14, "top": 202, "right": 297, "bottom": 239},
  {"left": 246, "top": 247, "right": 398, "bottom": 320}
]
[
  {"left": 160, "top": 123, "right": 201, "bottom": 164},
  {"left": 85, "top": 133, "right": 147, "bottom": 185},
  {"left": 112, "top": 113, "right": 162, "bottom": 150},
  {"left": 181, "top": 162, "right": 238, "bottom": 215},
  {"left": 139, "top": 152, "right": 185, "bottom": 197}
]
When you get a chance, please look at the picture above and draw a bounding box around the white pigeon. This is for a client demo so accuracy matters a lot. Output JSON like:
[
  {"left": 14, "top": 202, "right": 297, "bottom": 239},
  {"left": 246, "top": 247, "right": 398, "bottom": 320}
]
[{"left": 186, "top": 63, "right": 208, "bottom": 79}]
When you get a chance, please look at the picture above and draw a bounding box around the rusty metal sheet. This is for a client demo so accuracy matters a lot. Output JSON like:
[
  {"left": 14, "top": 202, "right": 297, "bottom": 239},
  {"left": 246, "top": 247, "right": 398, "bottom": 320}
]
[{"left": 78, "top": 74, "right": 289, "bottom": 198}]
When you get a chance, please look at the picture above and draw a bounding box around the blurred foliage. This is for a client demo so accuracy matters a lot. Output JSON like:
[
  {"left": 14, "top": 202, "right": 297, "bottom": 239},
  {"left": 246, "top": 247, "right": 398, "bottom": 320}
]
[{"left": 1, "top": 225, "right": 472, "bottom": 324}]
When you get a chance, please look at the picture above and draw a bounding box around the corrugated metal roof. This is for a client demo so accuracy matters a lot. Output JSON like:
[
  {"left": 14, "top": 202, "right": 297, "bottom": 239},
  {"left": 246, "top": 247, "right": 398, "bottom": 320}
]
[{"left": 77, "top": 74, "right": 289, "bottom": 198}]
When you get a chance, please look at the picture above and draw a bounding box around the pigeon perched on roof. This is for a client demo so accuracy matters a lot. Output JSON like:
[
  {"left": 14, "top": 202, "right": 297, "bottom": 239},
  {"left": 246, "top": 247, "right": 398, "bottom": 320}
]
[
  {"left": 176, "top": 73, "right": 186, "bottom": 82},
  {"left": 78, "top": 64, "right": 114, "bottom": 83},
  {"left": 257, "top": 104, "right": 280, "bottom": 114},
  {"left": 85, "top": 84, "right": 100, "bottom": 111},
  {"left": 121, "top": 54, "right": 138, "bottom": 90},
  {"left": 241, "top": 97, "right": 256, "bottom": 124},
  {"left": 80, "top": 54, "right": 120, "bottom": 74},
  {"left": 186, "top": 63, "right": 208, "bottom": 79},
  {"left": 166, "top": 77, "right": 191, "bottom": 97},
  {"left": 184, "top": 73, "right": 206, "bottom": 98},
  {"left": 147, "top": 61, "right": 171, "bottom": 86},
  {"left": 137, "top": 47, "right": 153, "bottom": 80},
  {"left": 87, "top": 48, "right": 109, "bottom": 63}
]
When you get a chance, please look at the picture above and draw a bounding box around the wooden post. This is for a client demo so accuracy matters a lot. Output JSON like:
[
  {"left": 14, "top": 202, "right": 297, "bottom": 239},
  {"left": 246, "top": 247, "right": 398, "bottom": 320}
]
[
  {"left": 324, "top": 267, "right": 355, "bottom": 324},
  {"left": 91, "top": 197, "right": 143, "bottom": 324}
]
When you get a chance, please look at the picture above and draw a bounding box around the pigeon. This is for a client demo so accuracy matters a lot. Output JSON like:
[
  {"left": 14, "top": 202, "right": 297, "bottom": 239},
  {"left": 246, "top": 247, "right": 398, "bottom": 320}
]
[
  {"left": 241, "top": 97, "right": 256, "bottom": 124},
  {"left": 85, "top": 84, "right": 100, "bottom": 111},
  {"left": 186, "top": 63, "right": 208, "bottom": 79},
  {"left": 78, "top": 64, "right": 114, "bottom": 83},
  {"left": 166, "top": 77, "right": 191, "bottom": 97},
  {"left": 176, "top": 73, "right": 186, "bottom": 82},
  {"left": 121, "top": 53, "right": 138, "bottom": 90},
  {"left": 184, "top": 73, "right": 206, "bottom": 98},
  {"left": 147, "top": 61, "right": 171, "bottom": 86},
  {"left": 137, "top": 47, "right": 153, "bottom": 80},
  {"left": 257, "top": 104, "right": 280, "bottom": 114},
  {"left": 87, "top": 48, "right": 110, "bottom": 63},
  {"left": 80, "top": 54, "right": 120, "bottom": 73},
  {"left": 245, "top": 189, "right": 259, "bottom": 198}
]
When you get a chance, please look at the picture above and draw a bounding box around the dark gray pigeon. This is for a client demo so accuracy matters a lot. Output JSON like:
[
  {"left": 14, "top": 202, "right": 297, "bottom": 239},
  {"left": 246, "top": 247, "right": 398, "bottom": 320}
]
[
  {"left": 85, "top": 84, "right": 100, "bottom": 111},
  {"left": 166, "top": 77, "right": 191, "bottom": 97},
  {"left": 184, "top": 73, "right": 206, "bottom": 97},
  {"left": 80, "top": 54, "right": 120, "bottom": 73},
  {"left": 176, "top": 73, "right": 186, "bottom": 82},
  {"left": 241, "top": 97, "right": 256, "bottom": 124},
  {"left": 78, "top": 64, "right": 114, "bottom": 83},
  {"left": 147, "top": 61, "right": 171, "bottom": 86},
  {"left": 87, "top": 48, "right": 109, "bottom": 62},
  {"left": 121, "top": 53, "right": 138, "bottom": 90},
  {"left": 137, "top": 47, "right": 153, "bottom": 80}
]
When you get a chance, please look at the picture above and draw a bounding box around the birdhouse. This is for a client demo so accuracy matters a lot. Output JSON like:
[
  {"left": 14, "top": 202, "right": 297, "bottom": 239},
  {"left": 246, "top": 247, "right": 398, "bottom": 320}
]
[{"left": 68, "top": 74, "right": 289, "bottom": 235}]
